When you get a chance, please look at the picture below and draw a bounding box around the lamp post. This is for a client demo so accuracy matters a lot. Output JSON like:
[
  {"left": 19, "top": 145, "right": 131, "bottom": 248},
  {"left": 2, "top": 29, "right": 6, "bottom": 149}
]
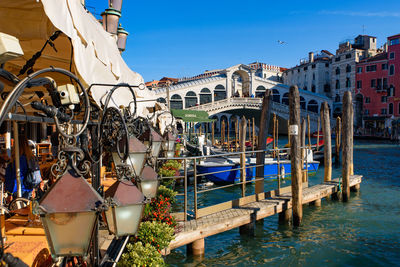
[
  {"left": 101, "top": 8, "right": 121, "bottom": 34},
  {"left": 137, "top": 166, "right": 160, "bottom": 199},
  {"left": 117, "top": 24, "right": 129, "bottom": 53},
  {"left": 163, "top": 130, "right": 176, "bottom": 158}
]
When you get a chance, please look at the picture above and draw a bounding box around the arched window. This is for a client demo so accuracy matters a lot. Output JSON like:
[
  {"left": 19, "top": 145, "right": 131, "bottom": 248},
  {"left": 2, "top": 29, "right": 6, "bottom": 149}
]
[
  {"left": 200, "top": 88, "right": 212, "bottom": 105},
  {"left": 346, "top": 64, "right": 351, "bottom": 73},
  {"left": 272, "top": 89, "right": 280, "bottom": 103},
  {"left": 307, "top": 100, "right": 318, "bottom": 113},
  {"left": 389, "top": 85, "right": 395, "bottom": 96},
  {"left": 170, "top": 94, "right": 183, "bottom": 109},
  {"left": 311, "top": 84, "right": 316, "bottom": 93},
  {"left": 214, "top": 84, "right": 226, "bottom": 101},
  {"left": 389, "top": 103, "right": 394, "bottom": 114},
  {"left": 336, "top": 67, "right": 340, "bottom": 75},
  {"left": 255, "top": 85, "right": 266, "bottom": 98},
  {"left": 335, "top": 94, "right": 341, "bottom": 103},
  {"left": 282, "top": 93, "right": 289, "bottom": 105},
  {"left": 157, "top": 97, "right": 166, "bottom": 104},
  {"left": 346, "top": 78, "right": 351, "bottom": 88},
  {"left": 336, "top": 80, "right": 340, "bottom": 89},
  {"left": 300, "top": 96, "right": 306, "bottom": 110},
  {"left": 185, "top": 91, "right": 197, "bottom": 108},
  {"left": 390, "top": 65, "right": 395, "bottom": 75}
]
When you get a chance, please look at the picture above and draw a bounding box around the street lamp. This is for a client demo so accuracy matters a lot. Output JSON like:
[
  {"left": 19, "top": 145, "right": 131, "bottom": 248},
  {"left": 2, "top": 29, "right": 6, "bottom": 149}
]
[
  {"left": 139, "top": 127, "right": 164, "bottom": 159},
  {"left": 117, "top": 24, "right": 129, "bottom": 52},
  {"left": 137, "top": 166, "right": 160, "bottom": 199},
  {"left": 37, "top": 171, "right": 103, "bottom": 259},
  {"left": 126, "top": 136, "right": 148, "bottom": 176},
  {"left": 163, "top": 130, "right": 176, "bottom": 158},
  {"left": 101, "top": 8, "right": 121, "bottom": 34},
  {"left": 104, "top": 177, "right": 146, "bottom": 237}
]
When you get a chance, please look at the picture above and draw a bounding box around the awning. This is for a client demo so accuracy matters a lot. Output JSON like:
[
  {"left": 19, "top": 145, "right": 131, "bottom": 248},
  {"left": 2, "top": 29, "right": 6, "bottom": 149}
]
[{"left": 171, "top": 109, "right": 214, "bottom": 122}]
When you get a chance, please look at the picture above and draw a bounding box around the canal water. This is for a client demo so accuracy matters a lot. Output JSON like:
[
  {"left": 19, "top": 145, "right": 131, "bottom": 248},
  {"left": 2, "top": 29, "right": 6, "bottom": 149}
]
[{"left": 166, "top": 140, "right": 400, "bottom": 266}]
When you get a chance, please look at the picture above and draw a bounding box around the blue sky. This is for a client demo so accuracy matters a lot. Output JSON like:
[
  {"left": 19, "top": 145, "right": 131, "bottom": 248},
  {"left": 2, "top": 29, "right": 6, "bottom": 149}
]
[{"left": 86, "top": 0, "right": 400, "bottom": 82}]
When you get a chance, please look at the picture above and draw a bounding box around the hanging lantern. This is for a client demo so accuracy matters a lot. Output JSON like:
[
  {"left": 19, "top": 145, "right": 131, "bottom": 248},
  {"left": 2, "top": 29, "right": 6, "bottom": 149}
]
[
  {"left": 101, "top": 8, "right": 121, "bottom": 34},
  {"left": 104, "top": 179, "right": 146, "bottom": 237},
  {"left": 37, "top": 171, "right": 103, "bottom": 259},
  {"left": 137, "top": 166, "right": 160, "bottom": 199},
  {"left": 162, "top": 131, "right": 175, "bottom": 157},
  {"left": 126, "top": 136, "right": 148, "bottom": 176},
  {"left": 117, "top": 24, "right": 129, "bottom": 52},
  {"left": 139, "top": 127, "right": 164, "bottom": 158}
]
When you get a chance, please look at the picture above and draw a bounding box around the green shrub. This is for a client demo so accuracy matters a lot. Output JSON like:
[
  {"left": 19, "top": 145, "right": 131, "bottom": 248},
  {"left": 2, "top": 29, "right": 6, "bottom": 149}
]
[
  {"left": 158, "top": 160, "right": 181, "bottom": 188},
  {"left": 157, "top": 185, "right": 177, "bottom": 204},
  {"left": 118, "top": 242, "right": 165, "bottom": 267},
  {"left": 136, "top": 221, "right": 174, "bottom": 251}
]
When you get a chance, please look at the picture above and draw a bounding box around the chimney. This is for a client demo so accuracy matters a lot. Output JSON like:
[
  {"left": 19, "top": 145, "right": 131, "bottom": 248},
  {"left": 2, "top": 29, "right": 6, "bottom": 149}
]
[{"left": 309, "top": 52, "right": 314, "bottom": 63}]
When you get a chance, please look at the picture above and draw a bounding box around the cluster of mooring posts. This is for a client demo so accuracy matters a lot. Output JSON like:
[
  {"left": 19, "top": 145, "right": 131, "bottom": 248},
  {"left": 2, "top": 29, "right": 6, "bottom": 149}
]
[{"left": 161, "top": 86, "right": 362, "bottom": 258}]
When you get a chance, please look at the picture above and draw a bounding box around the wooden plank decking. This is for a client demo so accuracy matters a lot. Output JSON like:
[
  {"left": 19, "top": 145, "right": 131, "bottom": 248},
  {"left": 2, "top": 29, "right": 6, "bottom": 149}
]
[{"left": 169, "top": 175, "right": 362, "bottom": 251}]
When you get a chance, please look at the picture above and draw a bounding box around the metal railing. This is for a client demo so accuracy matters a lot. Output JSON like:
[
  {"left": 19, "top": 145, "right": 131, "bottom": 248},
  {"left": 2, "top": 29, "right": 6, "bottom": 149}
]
[{"left": 157, "top": 145, "right": 314, "bottom": 221}]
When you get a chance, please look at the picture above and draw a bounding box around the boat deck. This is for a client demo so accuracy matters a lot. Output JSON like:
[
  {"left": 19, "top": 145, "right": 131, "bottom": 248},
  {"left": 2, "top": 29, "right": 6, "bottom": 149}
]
[{"left": 168, "top": 175, "right": 362, "bottom": 251}]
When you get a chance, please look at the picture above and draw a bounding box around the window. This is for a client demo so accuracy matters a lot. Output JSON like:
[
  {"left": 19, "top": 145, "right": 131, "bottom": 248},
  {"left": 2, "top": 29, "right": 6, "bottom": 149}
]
[
  {"left": 364, "top": 109, "right": 369, "bottom": 115},
  {"left": 346, "top": 64, "right": 351, "bottom": 73},
  {"left": 346, "top": 54, "right": 351, "bottom": 59},
  {"left": 336, "top": 67, "right": 340, "bottom": 75},
  {"left": 335, "top": 56, "right": 341, "bottom": 62},
  {"left": 312, "top": 73, "right": 315, "bottom": 80},
  {"left": 377, "top": 78, "right": 382, "bottom": 89},
  {"left": 357, "top": 67, "right": 363, "bottom": 73},
  {"left": 356, "top": 80, "right": 362, "bottom": 89},
  {"left": 371, "top": 79, "right": 376, "bottom": 88},
  {"left": 390, "top": 52, "right": 395, "bottom": 59},
  {"left": 390, "top": 65, "right": 395, "bottom": 75},
  {"left": 365, "top": 97, "right": 370, "bottom": 103},
  {"left": 297, "top": 69, "right": 300, "bottom": 73},
  {"left": 304, "top": 66, "right": 308, "bottom": 71},
  {"left": 381, "top": 108, "right": 387, "bottom": 115},
  {"left": 381, "top": 96, "right": 387, "bottom": 103},
  {"left": 311, "top": 84, "right": 316, "bottom": 92},
  {"left": 389, "top": 103, "right": 394, "bottom": 114},
  {"left": 390, "top": 38, "right": 400, "bottom": 45},
  {"left": 336, "top": 80, "right": 340, "bottom": 89},
  {"left": 389, "top": 85, "right": 395, "bottom": 96},
  {"left": 304, "top": 86, "right": 308, "bottom": 91},
  {"left": 346, "top": 78, "right": 351, "bottom": 88},
  {"left": 366, "top": 65, "right": 377, "bottom": 72},
  {"left": 324, "top": 84, "right": 330, "bottom": 92},
  {"left": 382, "top": 63, "right": 388, "bottom": 70},
  {"left": 335, "top": 94, "right": 341, "bottom": 102},
  {"left": 312, "top": 64, "right": 316, "bottom": 69},
  {"left": 325, "top": 63, "right": 329, "bottom": 67}
]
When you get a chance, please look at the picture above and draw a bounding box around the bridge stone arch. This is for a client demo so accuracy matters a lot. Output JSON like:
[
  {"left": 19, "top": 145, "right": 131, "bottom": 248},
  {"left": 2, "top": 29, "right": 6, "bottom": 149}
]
[
  {"left": 214, "top": 84, "right": 226, "bottom": 101},
  {"left": 170, "top": 94, "right": 183, "bottom": 109},
  {"left": 255, "top": 85, "right": 266, "bottom": 97},
  {"left": 232, "top": 70, "right": 251, "bottom": 97},
  {"left": 307, "top": 99, "right": 318, "bottom": 113},
  {"left": 200, "top": 88, "right": 212, "bottom": 105},
  {"left": 185, "top": 91, "right": 197, "bottom": 108}
]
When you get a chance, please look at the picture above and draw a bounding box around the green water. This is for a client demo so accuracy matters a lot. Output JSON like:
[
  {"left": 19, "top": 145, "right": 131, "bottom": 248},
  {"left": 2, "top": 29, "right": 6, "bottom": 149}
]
[{"left": 166, "top": 140, "right": 400, "bottom": 266}]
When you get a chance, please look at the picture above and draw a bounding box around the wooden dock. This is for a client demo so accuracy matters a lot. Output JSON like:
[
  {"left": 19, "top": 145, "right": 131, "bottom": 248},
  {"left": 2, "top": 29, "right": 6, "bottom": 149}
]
[{"left": 168, "top": 175, "right": 362, "bottom": 252}]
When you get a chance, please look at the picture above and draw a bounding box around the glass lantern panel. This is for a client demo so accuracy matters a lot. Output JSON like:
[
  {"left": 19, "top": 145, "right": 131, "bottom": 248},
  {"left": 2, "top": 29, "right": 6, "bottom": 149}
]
[
  {"left": 166, "top": 151, "right": 175, "bottom": 158},
  {"left": 139, "top": 180, "right": 159, "bottom": 199},
  {"left": 42, "top": 212, "right": 96, "bottom": 257},
  {"left": 112, "top": 152, "right": 124, "bottom": 166},
  {"left": 105, "top": 208, "right": 116, "bottom": 234},
  {"left": 168, "top": 140, "right": 175, "bottom": 152},
  {"left": 106, "top": 15, "right": 119, "bottom": 34},
  {"left": 115, "top": 204, "right": 143, "bottom": 236},
  {"left": 151, "top": 141, "right": 162, "bottom": 158},
  {"left": 127, "top": 153, "right": 146, "bottom": 176}
]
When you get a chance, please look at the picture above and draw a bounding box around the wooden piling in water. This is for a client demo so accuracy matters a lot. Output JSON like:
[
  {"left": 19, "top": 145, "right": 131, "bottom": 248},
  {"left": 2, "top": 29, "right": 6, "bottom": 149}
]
[
  {"left": 235, "top": 117, "right": 239, "bottom": 152},
  {"left": 316, "top": 117, "right": 320, "bottom": 151},
  {"left": 350, "top": 103, "right": 354, "bottom": 175},
  {"left": 322, "top": 102, "right": 332, "bottom": 183},
  {"left": 221, "top": 120, "right": 225, "bottom": 150},
  {"left": 335, "top": 117, "right": 341, "bottom": 163},
  {"left": 227, "top": 120, "right": 230, "bottom": 151},
  {"left": 212, "top": 121, "right": 215, "bottom": 146},
  {"left": 289, "top": 86, "right": 302, "bottom": 226},
  {"left": 187, "top": 238, "right": 205, "bottom": 257},
  {"left": 342, "top": 92, "right": 352, "bottom": 202},
  {"left": 307, "top": 115, "right": 311, "bottom": 149},
  {"left": 256, "top": 91, "right": 272, "bottom": 194},
  {"left": 252, "top": 117, "right": 255, "bottom": 151},
  {"left": 240, "top": 116, "right": 247, "bottom": 197}
]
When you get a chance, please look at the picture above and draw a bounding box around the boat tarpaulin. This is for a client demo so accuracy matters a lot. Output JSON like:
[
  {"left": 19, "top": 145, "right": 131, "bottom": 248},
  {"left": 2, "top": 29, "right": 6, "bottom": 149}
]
[{"left": 171, "top": 109, "right": 214, "bottom": 122}]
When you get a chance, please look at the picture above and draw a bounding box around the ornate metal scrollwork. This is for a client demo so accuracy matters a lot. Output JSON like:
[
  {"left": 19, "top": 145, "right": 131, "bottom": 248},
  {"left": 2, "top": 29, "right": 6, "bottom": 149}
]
[{"left": 51, "top": 145, "right": 92, "bottom": 178}]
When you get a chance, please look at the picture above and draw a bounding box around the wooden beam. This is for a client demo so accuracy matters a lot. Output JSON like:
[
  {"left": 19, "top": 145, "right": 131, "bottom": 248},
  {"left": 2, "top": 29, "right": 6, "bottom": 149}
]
[
  {"left": 289, "top": 85, "right": 302, "bottom": 226},
  {"left": 335, "top": 117, "right": 341, "bottom": 163},
  {"left": 322, "top": 102, "right": 332, "bottom": 182},
  {"left": 240, "top": 116, "right": 247, "bottom": 197}
]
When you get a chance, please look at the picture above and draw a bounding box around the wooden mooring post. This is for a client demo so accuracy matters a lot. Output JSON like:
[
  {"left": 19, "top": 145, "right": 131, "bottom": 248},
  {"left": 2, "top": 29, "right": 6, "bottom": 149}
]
[
  {"left": 235, "top": 117, "right": 239, "bottom": 152},
  {"left": 252, "top": 117, "right": 255, "bottom": 151},
  {"left": 342, "top": 91, "right": 353, "bottom": 201},
  {"left": 240, "top": 116, "right": 247, "bottom": 197},
  {"left": 221, "top": 120, "right": 225, "bottom": 150},
  {"left": 322, "top": 102, "right": 332, "bottom": 183},
  {"left": 227, "top": 120, "right": 230, "bottom": 151},
  {"left": 335, "top": 117, "right": 341, "bottom": 164},
  {"left": 301, "top": 118, "right": 307, "bottom": 183},
  {"left": 289, "top": 86, "right": 302, "bottom": 226},
  {"left": 211, "top": 121, "right": 215, "bottom": 146},
  {"left": 256, "top": 90, "right": 272, "bottom": 194}
]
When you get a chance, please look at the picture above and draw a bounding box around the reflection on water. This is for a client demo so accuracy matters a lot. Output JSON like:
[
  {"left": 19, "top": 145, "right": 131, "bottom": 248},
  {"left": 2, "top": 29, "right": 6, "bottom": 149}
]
[{"left": 166, "top": 140, "right": 400, "bottom": 266}]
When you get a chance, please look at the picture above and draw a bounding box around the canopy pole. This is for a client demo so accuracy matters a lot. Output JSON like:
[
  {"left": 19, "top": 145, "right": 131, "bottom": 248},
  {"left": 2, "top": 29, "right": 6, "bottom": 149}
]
[{"left": 13, "top": 122, "right": 21, "bottom": 198}]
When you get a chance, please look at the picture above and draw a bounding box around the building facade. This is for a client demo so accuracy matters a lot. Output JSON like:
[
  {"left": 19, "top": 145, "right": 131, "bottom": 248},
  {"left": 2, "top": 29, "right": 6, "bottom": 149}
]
[
  {"left": 355, "top": 53, "right": 388, "bottom": 131},
  {"left": 388, "top": 34, "right": 400, "bottom": 117},
  {"left": 282, "top": 50, "right": 333, "bottom": 97}
]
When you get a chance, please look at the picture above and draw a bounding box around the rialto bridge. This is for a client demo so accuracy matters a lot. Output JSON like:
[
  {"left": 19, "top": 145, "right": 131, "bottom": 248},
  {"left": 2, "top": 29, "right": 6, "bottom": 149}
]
[{"left": 153, "top": 63, "right": 333, "bottom": 133}]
